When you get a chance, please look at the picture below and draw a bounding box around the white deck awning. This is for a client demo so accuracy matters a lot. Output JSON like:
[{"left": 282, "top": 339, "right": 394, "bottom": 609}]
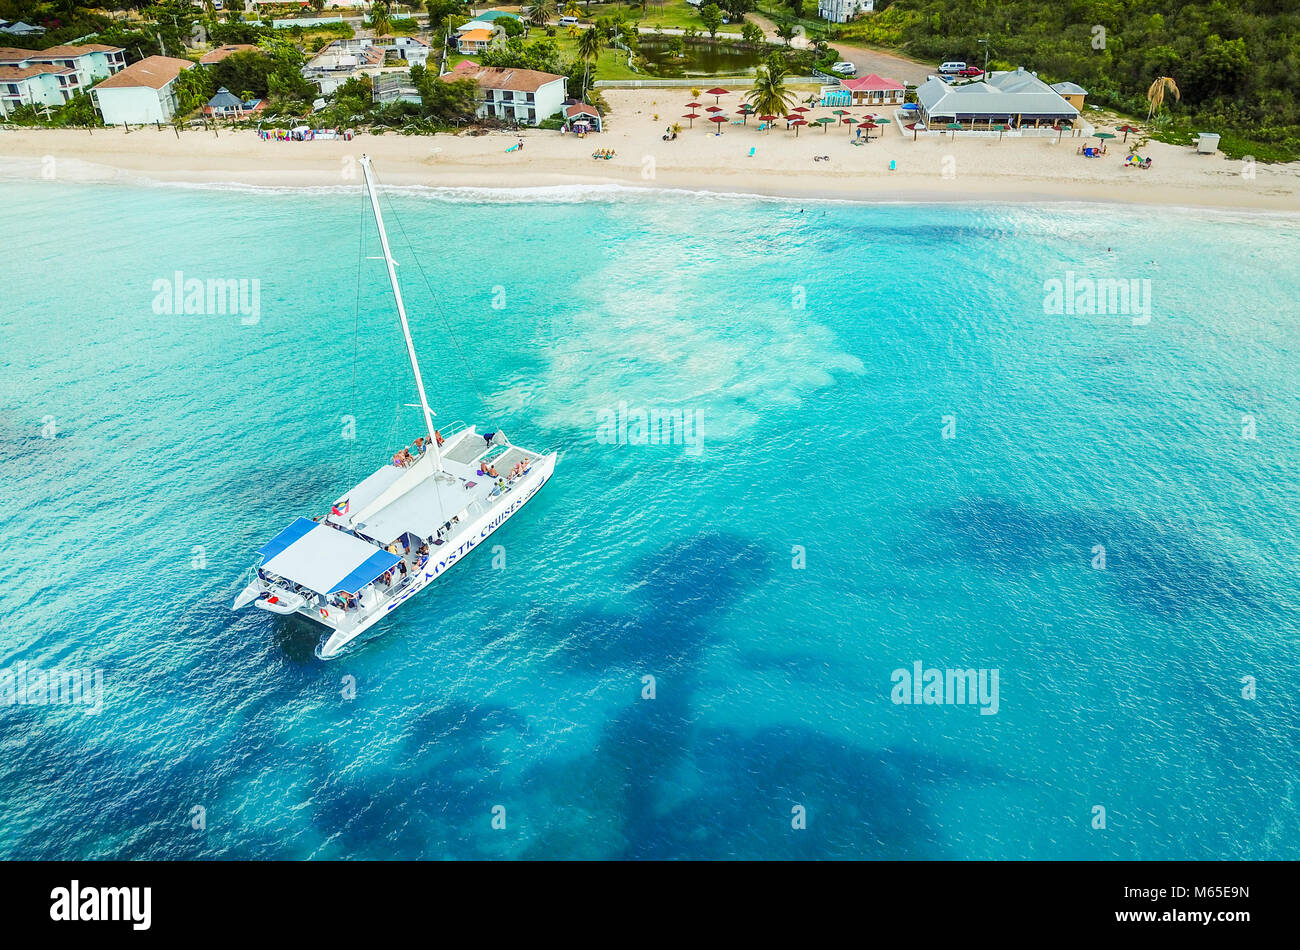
[
  {"left": 353, "top": 474, "right": 483, "bottom": 545},
  {"left": 259, "top": 518, "right": 400, "bottom": 595}
]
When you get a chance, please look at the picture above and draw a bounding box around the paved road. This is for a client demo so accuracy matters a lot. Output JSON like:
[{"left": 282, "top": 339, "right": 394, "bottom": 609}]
[{"left": 829, "top": 42, "right": 932, "bottom": 86}]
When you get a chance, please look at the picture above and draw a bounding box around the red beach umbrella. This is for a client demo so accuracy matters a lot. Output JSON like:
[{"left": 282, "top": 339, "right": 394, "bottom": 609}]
[
  {"left": 705, "top": 87, "right": 729, "bottom": 103},
  {"left": 789, "top": 117, "right": 807, "bottom": 136},
  {"left": 685, "top": 102, "right": 702, "bottom": 109},
  {"left": 705, "top": 105, "right": 723, "bottom": 113},
  {"left": 682, "top": 112, "right": 700, "bottom": 128},
  {"left": 708, "top": 114, "right": 728, "bottom": 132}
]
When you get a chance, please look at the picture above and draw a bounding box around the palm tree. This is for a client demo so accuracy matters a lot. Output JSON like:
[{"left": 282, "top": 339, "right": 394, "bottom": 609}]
[
  {"left": 577, "top": 26, "right": 601, "bottom": 100},
  {"left": 527, "top": 0, "right": 556, "bottom": 27},
  {"left": 370, "top": 1, "right": 392, "bottom": 37},
  {"left": 1146, "top": 76, "right": 1180, "bottom": 122},
  {"left": 747, "top": 56, "right": 794, "bottom": 122}
]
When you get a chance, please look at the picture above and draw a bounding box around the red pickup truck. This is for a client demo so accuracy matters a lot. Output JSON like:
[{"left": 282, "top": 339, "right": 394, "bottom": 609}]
[{"left": 958, "top": 67, "right": 985, "bottom": 77}]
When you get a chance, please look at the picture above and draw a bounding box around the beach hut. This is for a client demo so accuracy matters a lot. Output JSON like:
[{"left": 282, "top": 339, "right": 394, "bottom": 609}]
[{"left": 565, "top": 102, "right": 602, "bottom": 133}]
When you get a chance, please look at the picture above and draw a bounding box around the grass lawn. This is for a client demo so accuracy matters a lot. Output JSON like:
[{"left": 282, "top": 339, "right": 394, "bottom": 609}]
[
  {"left": 448, "top": 38, "right": 643, "bottom": 82},
  {"left": 553, "top": 34, "right": 646, "bottom": 81},
  {"left": 569, "top": 1, "right": 744, "bottom": 35}
]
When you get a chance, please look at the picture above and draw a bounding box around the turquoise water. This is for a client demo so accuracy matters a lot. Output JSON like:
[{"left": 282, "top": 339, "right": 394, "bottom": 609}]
[{"left": 1, "top": 179, "right": 1297, "bottom": 859}]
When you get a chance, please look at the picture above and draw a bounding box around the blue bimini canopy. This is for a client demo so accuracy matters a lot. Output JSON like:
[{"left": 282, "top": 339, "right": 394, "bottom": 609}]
[{"left": 258, "top": 518, "right": 401, "bottom": 596}]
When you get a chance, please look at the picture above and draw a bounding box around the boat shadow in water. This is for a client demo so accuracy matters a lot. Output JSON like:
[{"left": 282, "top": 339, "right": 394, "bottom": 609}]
[{"left": 268, "top": 612, "right": 333, "bottom": 664}]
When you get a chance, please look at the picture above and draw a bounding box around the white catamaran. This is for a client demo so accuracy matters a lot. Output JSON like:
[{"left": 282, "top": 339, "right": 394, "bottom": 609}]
[{"left": 232, "top": 155, "right": 557, "bottom": 658}]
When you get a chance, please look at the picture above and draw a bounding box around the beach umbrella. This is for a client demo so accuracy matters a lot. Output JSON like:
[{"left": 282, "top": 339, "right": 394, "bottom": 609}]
[
  {"left": 1118, "top": 124, "right": 1139, "bottom": 143},
  {"left": 789, "top": 117, "right": 807, "bottom": 136},
  {"left": 841, "top": 116, "right": 855, "bottom": 131},
  {"left": 682, "top": 112, "right": 700, "bottom": 128},
  {"left": 1095, "top": 131, "right": 1116, "bottom": 148},
  {"left": 708, "top": 114, "right": 728, "bottom": 131},
  {"left": 705, "top": 87, "right": 729, "bottom": 104},
  {"left": 684, "top": 101, "right": 702, "bottom": 112},
  {"left": 793, "top": 106, "right": 811, "bottom": 114},
  {"left": 814, "top": 116, "right": 835, "bottom": 133},
  {"left": 946, "top": 122, "right": 963, "bottom": 136},
  {"left": 857, "top": 119, "right": 877, "bottom": 141},
  {"left": 736, "top": 103, "right": 755, "bottom": 124},
  {"left": 993, "top": 123, "right": 1006, "bottom": 142},
  {"left": 706, "top": 105, "right": 723, "bottom": 113}
]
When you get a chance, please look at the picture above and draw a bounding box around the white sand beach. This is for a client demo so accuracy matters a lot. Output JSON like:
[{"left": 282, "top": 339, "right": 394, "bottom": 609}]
[{"left": 3, "top": 88, "right": 1298, "bottom": 211}]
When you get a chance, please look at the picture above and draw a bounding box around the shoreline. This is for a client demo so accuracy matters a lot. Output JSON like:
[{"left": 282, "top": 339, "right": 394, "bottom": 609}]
[
  {"left": 7, "top": 159, "right": 1300, "bottom": 219},
  {"left": 4, "top": 88, "right": 1299, "bottom": 212}
]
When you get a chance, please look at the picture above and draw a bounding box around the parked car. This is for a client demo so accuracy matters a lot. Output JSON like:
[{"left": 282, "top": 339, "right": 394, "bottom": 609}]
[
  {"left": 558, "top": 16, "right": 581, "bottom": 26},
  {"left": 831, "top": 62, "right": 857, "bottom": 76},
  {"left": 958, "top": 66, "right": 984, "bottom": 77},
  {"left": 938, "top": 61, "right": 967, "bottom": 74}
]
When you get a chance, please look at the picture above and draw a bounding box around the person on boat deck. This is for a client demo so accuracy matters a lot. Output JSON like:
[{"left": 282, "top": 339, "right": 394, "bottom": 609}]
[
  {"left": 434, "top": 429, "right": 445, "bottom": 447},
  {"left": 414, "top": 437, "right": 426, "bottom": 455}
]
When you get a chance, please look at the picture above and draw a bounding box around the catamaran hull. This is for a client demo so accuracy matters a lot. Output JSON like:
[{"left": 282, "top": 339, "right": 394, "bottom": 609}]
[{"left": 313, "top": 452, "right": 557, "bottom": 659}]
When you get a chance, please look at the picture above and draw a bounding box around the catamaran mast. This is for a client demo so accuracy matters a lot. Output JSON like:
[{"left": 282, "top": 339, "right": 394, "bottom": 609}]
[{"left": 359, "top": 154, "right": 441, "bottom": 469}]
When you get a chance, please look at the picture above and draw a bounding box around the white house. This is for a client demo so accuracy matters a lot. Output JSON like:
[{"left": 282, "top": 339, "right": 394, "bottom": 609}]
[
  {"left": 818, "top": 0, "right": 874, "bottom": 24},
  {"left": 0, "top": 63, "right": 78, "bottom": 117},
  {"left": 0, "top": 44, "right": 125, "bottom": 85},
  {"left": 0, "top": 44, "right": 125, "bottom": 117},
  {"left": 92, "top": 55, "right": 195, "bottom": 125},
  {"left": 303, "top": 39, "right": 385, "bottom": 95},
  {"left": 377, "top": 35, "right": 429, "bottom": 67},
  {"left": 442, "top": 65, "right": 566, "bottom": 126}
]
